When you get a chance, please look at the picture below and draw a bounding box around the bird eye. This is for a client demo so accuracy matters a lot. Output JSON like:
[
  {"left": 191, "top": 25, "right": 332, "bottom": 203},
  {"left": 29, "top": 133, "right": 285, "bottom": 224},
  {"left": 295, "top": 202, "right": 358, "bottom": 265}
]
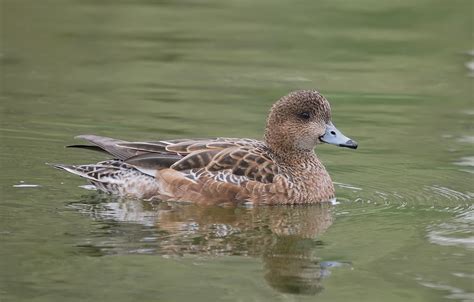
[{"left": 298, "top": 111, "right": 311, "bottom": 120}]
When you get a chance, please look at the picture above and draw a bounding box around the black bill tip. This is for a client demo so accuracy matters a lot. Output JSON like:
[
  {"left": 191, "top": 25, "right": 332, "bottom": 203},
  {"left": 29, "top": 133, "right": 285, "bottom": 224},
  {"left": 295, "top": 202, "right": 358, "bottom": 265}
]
[{"left": 339, "top": 139, "right": 358, "bottom": 149}]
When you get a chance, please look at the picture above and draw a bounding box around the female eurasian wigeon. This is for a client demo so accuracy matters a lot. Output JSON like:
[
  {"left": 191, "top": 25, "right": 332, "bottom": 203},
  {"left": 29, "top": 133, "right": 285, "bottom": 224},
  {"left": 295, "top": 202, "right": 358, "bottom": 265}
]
[{"left": 52, "top": 90, "right": 357, "bottom": 205}]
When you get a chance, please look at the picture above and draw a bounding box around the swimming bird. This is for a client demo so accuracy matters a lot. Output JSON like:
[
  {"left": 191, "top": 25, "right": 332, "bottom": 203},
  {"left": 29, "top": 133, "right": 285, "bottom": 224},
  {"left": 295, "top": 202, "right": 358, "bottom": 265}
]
[{"left": 52, "top": 90, "right": 357, "bottom": 205}]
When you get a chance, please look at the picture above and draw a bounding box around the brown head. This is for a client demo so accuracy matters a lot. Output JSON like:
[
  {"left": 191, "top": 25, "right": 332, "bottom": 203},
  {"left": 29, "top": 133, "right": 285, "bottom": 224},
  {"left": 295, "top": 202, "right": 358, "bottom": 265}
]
[{"left": 264, "top": 90, "right": 357, "bottom": 157}]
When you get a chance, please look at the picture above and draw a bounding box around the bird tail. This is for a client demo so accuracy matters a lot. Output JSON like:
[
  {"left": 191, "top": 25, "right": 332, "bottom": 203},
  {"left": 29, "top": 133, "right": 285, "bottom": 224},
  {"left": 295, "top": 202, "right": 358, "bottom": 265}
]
[{"left": 48, "top": 160, "right": 161, "bottom": 199}]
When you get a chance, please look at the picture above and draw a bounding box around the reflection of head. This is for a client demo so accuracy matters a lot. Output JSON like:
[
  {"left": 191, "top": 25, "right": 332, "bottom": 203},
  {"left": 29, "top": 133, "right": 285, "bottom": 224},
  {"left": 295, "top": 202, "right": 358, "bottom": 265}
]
[
  {"left": 264, "top": 236, "right": 324, "bottom": 295},
  {"left": 261, "top": 204, "right": 333, "bottom": 295}
]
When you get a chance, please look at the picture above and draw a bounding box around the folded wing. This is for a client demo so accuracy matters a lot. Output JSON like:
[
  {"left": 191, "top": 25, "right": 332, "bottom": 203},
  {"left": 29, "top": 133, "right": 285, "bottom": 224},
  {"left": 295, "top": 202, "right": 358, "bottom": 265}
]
[{"left": 70, "top": 135, "right": 278, "bottom": 184}]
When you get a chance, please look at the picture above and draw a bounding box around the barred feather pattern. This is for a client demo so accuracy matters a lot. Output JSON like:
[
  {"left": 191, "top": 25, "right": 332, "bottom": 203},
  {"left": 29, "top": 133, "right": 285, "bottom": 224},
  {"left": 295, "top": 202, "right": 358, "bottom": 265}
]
[{"left": 53, "top": 160, "right": 161, "bottom": 199}]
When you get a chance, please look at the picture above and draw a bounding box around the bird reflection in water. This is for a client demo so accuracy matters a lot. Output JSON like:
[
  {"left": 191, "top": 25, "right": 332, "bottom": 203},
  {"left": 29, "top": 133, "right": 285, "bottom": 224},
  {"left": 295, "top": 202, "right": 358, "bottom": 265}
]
[{"left": 71, "top": 195, "right": 350, "bottom": 295}]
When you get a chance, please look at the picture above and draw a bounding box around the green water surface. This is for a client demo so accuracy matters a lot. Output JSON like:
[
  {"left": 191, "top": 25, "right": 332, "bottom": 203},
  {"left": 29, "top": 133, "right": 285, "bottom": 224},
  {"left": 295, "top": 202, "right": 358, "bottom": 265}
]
[{"left": 1, "top": 0, "right": 473, "bottom": 301}]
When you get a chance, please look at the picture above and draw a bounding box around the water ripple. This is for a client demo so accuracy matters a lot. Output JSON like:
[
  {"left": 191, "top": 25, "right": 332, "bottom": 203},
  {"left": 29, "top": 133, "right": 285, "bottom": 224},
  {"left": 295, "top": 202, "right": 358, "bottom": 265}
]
[
  {"left": 417, "top": 278, "right": 474, "bottom": 302},
  {"left": 336, "top": 181, "right": 472, "bottom": 210},
  {"left": 454, "top": 156, "right": 474, "bottom": 174},
  {"left": 424, "top": 185, "right": 473, "bottom": 202},
  {"left": 427, "top": 208, "right": 474, "bottom": 249}
]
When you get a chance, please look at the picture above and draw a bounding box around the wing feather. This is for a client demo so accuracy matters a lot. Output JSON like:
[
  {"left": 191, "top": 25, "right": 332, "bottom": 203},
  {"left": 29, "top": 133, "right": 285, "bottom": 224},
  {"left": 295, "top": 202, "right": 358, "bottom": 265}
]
[{"left": 72, "top": 135, "right": 276, "bottom": 184}]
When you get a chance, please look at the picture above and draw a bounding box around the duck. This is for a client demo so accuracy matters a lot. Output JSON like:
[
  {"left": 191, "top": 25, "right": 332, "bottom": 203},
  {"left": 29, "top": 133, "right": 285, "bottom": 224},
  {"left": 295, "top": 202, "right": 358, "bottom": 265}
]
[{"left": 52, "top": 90, "right": 357, "bottom": 205}]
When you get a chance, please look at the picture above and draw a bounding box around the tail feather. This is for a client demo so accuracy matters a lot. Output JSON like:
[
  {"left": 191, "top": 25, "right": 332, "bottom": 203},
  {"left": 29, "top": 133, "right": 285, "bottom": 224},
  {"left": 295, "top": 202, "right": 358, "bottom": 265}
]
[
  {"left": 66, "top": 145, "right": 109, "bottom": 154},
  {"left": 48, "top": 160, "right": 161, "bottom": 198},
  {"left": 71, "top": 135, "right": 139, "bottom": 160},
  {"left": 49, "top": 163, "right": 103, "bottom": 182}
]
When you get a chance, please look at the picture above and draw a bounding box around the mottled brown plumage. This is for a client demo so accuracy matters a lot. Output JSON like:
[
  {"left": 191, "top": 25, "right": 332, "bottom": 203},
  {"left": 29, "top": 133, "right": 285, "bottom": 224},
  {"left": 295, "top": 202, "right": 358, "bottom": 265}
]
[{"left": 52, "top": 90, "right": 357, "bottom": 205}]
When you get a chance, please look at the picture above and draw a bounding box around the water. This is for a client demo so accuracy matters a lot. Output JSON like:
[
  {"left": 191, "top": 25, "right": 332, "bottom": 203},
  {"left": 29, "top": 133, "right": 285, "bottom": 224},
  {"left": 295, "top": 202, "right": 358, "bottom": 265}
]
[{"left": 1, "top": 0, "right": 473, "bottom": 301}]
